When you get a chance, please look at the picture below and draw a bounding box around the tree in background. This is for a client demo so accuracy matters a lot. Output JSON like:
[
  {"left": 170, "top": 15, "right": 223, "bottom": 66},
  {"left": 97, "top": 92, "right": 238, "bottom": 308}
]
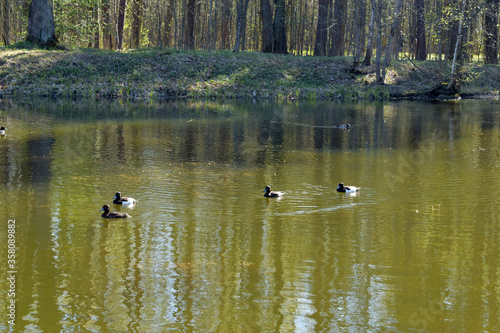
[
  {"left": 1, "top": 0, "right": 498, "bottom": 75},
  {"left": 414, "top": 0, "right": 427, "bottom": 60},
  {"left": 101, "top": 0, "right": 113, "bottom": 49},
  {"left": 117, "top": 0, "right": 127, "bottom": 49},
  {"left": 27, "top": 0, "right": 57, "bottom": 46},
  {"left": 273, "top": 0, "right": 288, "bottom": 54},
  {"left": 260, "top": 0, "right": 274, "bottom": 52},
  {"left": 131, "top": 0, "right": 143, "bottom": 49},
  {"left": 330, "top": 0, "right": 346, "bottom": 56},
  {"left": 363, "top": 10, "right": 375, "bottom": 65},
  {"left": 352, "top": 0, "right": 366, "bottom": 69},
  {"left": 448, "top": 0, "right": 467, "bottom": 92},
  {"left": 484, "top": 0, "right": 498, "bottom": 64},
  {"left": 314, "top": 0, "right": 329, "bottom": 56},
  {"left": 220, "top": 0, "right": 232, "bottom": 49},
  {"left": 2, "top": 0, "right": 10, "bottom": 45},
  {"left": 233, "top": 0, "right": 251, "bottom": 51},
  {"left": 184, "top": 0, "right": 196, "bottom": 48}
]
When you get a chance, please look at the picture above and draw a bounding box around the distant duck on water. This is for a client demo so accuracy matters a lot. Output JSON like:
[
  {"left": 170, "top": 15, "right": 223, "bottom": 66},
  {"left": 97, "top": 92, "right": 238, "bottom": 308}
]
[
  {"left": 113, "top": 192, "right": 137, "bottom": 205},
  {"left": 263, "top": 185, "right": 283, "bottom": 198},
  {"left": 0, "top": 126, "right": 6, "bottom": 135},
  {"left": 100, "top": 204, "right": 130, "bottom": 218},
  {"left": 336, "top": 183, "right": 359, "bottom": 193}
]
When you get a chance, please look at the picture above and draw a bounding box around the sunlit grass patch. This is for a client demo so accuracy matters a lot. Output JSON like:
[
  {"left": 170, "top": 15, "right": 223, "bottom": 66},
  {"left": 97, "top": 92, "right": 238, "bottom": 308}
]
[{"left": 1, "top": 45, "right": 499, "bottom": 101}]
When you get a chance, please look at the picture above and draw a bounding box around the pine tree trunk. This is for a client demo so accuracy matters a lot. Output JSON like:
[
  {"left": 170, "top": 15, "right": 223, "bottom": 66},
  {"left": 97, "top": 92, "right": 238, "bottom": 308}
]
[
  {"left": 131, "top": 0, "right": 142, "bottom": 49},
  {"left": 27, "top": 0, "right": 57, "bottom": 47},
  {"left": 2, "top": 0, "right": 10, "bottom": 46},
  {"left": 164, "top": 0, "right": 174, "bottom": 47},
  {"left": 484, "top": 0, "right": 498, "bottom": 64},
  {"left": 314, "top": 0, "right": 329, "bottom": 56},
  {"left": 117, "top": 0, "right": 127, "bottom": 49},
  {"left": 221, "top": 0, "right": 231, "bottom": 49},
  {"left": 371, "top": 0, "right": 382, "bottom": 81},
  {"left": 234, "top": 0, "right": 250, "bottom": 51},
  {"left": 273, "top": 0, "right": 287, "bottom": 54},
  {"left": 331, "top": 0, "right": 346, "bottom": 56},
  {"left": 92, "top": 4, "right": 99, "bottom": 48},
  {"left": 448, "top": 0, "right": 467, "bottom": 93},
  {"left": 380, "top": 0, "right": 403, "bottom": 83},
  {"left": 363, "top": 9, "right": 374, "bottom": 65},
  {"left": 101, "top": 0, "right": 112, "bottom": 49},
  {"left": 352, "top": 0, "right": 366, "bottom": 67},
  {"left": 184, "top": 0, "right": 196, "bottom": 49},
  {"left": 414, "top": 0, "right": 426, "bottom": 60},
  {"left": 260, "top": 0, "right": 274, "bottom": 52}
]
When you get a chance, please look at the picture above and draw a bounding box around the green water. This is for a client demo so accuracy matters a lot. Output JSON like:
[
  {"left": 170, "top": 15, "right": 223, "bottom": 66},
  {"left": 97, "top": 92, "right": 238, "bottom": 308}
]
[{"left": 1, "top": 99, "right": 500, "bottom": 332}]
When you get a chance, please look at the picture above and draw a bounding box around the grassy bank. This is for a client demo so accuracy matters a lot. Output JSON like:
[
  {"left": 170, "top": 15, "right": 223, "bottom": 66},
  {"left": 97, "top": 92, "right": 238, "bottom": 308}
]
[{"left": 1, "top": 44, "right": 499, "bottom": 101}]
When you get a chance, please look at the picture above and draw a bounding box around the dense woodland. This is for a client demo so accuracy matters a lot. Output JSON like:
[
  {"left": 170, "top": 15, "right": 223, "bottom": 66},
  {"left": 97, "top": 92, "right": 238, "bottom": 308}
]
[{"left": 0, "top": 0, "right": 499, "bottom": 82}]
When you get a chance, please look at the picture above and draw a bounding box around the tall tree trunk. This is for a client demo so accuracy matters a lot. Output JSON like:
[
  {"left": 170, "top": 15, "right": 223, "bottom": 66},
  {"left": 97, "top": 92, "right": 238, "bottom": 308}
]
[
  {"left": 2, "top": 0, "right": 10, "bottom": 45},
  {"left": 101, "top": 0, "right": 112, "bottom": 49},
  {"left": 184, "top": 0, "right": 195, "bottom": 48},
  {"left": 27, "top": 0, "right": 57, "bottom": 46},
  {"left": 484, "top": 0, "right": 499, "bottom": 64},
  {"left": 164, "top": 0, "right": 174, "bottom": 47},
  {"left": 330, "top": 0, "right": 346, "bottom": 56},
  {"left": 117, "top": 0, "right": 127, "bottom": 49},
  {"left": 92, "top": 4, "right": 99, "bottom": 48},
  {"left": 363, "top": 8, "right": 374, "bottom": 65},
  {"left": 371, "top": 0, "right": 383, "bottom": 81},
  {"left": 352, "top": 0, "right": 366, "bottom": 66},
  {"left": 446, "top": 0, "right": 460, "bottom": 60},
  {"left": 436, "top": 0, "right": 443, "bottom": 60},
  {"left": 131, "top": 0, "right": 142, "bottom": 49},
  {"left": 260, "top": 0, "right": 274, "bottom": 52},
  {"left": 234, "top": 0, "right": 250, "bottom": 51},
  {"left": 314, "top": 0, "right": 329, "bottom": 56},
  {"left": 273, "top": 0, "right": 287, "bottom": 54},
  {"left": 448, "top": 0, "right": 467, "bottom": 92},
  {"left": 207, "top": 0, "right": 214, "bottom": 77},
  {"left": 155, "top": 0, "right": 162, "bottom": 46},
  {"left": 221, "top": 0, "right": 231, "bottom": 49},
  {"left": 380, "top": 0, "right": 403, "bottom": 83},
  {"left": 414, "top": 0, "right": 426, "bottom": 60}
]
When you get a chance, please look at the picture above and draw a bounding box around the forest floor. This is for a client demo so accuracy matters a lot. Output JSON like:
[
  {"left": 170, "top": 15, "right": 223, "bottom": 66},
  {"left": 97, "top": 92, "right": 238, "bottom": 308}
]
[{"left": 1, "top": 43, "right": 499, "bottom": 101}]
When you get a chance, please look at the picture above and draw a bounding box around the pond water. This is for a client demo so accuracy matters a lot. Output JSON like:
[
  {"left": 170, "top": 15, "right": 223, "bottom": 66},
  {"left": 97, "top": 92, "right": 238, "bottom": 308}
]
[{"left": 1, "top": 98, "right": 500, "bottom": 332}]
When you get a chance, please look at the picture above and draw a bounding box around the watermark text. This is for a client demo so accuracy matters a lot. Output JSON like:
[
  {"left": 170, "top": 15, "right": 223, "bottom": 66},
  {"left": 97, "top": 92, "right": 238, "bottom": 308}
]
[{"left": 6, "top": 219, "right": 16, "bottom": 326}]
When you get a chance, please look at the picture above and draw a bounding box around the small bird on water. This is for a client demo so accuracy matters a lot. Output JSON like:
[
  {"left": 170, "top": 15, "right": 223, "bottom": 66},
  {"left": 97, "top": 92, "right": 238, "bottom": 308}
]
[
  {"left": 113, "top": 192, "right": 137, "bottom": 205},
  {"left": 263, "top": 185, "right": 283, "bottom": 198},
  {"left": 336, "top": 183, "right": 359, "bottom": 193},
  {"left": 100, "top": 204, "right": 130, "bottom": 218}
]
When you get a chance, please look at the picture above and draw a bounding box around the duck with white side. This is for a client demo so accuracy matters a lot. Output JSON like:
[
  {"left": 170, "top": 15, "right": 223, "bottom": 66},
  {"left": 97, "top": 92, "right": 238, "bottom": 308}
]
[
  {"left": 263, "top": 185, "right": 283, "bottom": 198},
  {"left": 336, "top": 183, "right": 359, "bottom": 193},
  {"left": 113, "top": 192, "right": 137, "bottom": 205}
]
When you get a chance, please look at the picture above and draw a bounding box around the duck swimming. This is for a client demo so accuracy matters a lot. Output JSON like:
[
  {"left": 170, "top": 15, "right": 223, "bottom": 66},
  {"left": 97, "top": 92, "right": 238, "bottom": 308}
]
[
  {"left": 0, "top": 126, "right": 6, "bottom": 135},
  {"left": 113, "top": 192, "right": 137, "bottom": 205},
  {"left": 100, "top": 204, "right": 130, "bottom": 218},
  {"left": 263, "top": 185, "right": 283, "bottom": 198},
  {"left": 336, "top": 183, "right": 359, "bottom": 193}
]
